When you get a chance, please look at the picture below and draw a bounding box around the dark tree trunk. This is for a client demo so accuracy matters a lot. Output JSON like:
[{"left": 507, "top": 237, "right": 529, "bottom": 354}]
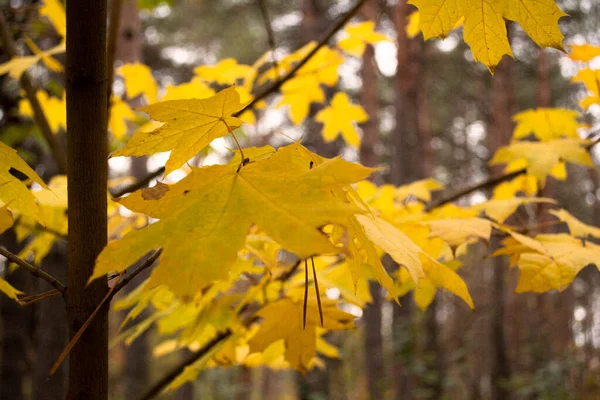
[{"left": 65, "top": 1, "right": 109, "bottom": 399}]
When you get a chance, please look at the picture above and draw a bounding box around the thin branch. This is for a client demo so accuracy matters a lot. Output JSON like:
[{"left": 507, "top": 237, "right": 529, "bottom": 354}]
[
  {"left": 109, "top": 248, "right": 162, "bottom": 301},
  {"left": 257, "top": 0, "right": 279, "bottom": 76},
  {"left": 426, "top": 133, "right": 600, "bottom": 212},
  {"left": 241, "top": 0, "right": 367, "bottom": 113},
  {"left": 17, "top": 222, "right": 68, "bottom": 241},
  {"left": 0, "top": 247, "right": 66, "bottom": 293},
  {"left": 106, "top": 0, "right": 123, "bottom": 111},
  {"left": 0, "top": 11, "right": 67, "bottom": 173},
  {"left": 111, "top": 0, "right": 367, "bottom": 198},
  {"left": 137, "top": 316, "right": 259, "bottom": 400}
]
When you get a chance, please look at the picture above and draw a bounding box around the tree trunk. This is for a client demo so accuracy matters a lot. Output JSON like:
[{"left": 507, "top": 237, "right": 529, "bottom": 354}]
[
  {"left": 65, "top": 1, "right": 109, "bottom": 399},
  {"left": 489, "top": 50, "right": 515, "bottom": 400}
]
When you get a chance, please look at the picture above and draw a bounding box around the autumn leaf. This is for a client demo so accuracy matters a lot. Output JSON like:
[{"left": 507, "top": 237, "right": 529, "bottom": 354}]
[
  {"left": 409, "top": 0, "right": 566, "bottom": 71},
  {"left": 247, "top": 298, "right": 354, "bottom": 373},
  {"left": 512, "top": 108, "right": 580, "bottom": 141},
  {"left": 19, "top": 91, "right": 66, "bottom": 133},
  {"left": 0, "top": 42, "right": 65, "bottom": 80},
  {"left": 0, "top": 206, "right": 13, "bottom": 235},
  {"left": 569, "top": 44, "right": 600, "bottom": 62},
  {"left": 112, "top": 86, "right": 249, "bottom": 176},
  {"left": 338, "top": 21, "right": 389, "bottom": 58},
  {"left": 315, "top": 92, "right": 368, "bottom": 148},
  {"left": 194, "top": 58, "right": 255, "bottom": 86},
  {"left": 94, "top": 144, "right": 376, "bottom": 298},
  {"left": 549, "top": 209, "right": 600, "bottom": 239},
  {"left": 572, "top": 68, "right": 600, "bottom": 109},
  {"left": 490, "top": 139, "right": 593, "bottom": 185},
  {"left": 0, "top": 141, "right": 47, "bottom": 220},
  {"left": 118, "top": 63, "right": 159, "bottom": 104},
  {"left": 0, "top": 277, "right": 22, "bottom": 302},
  {"left": 40, "top": 0, "right": 66, "bottom": 37}
]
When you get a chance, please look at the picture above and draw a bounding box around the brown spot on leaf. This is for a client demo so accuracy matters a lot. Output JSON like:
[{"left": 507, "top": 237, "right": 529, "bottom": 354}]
[{"left": 141, "top": 182, "right": 169, "bottom": 200}]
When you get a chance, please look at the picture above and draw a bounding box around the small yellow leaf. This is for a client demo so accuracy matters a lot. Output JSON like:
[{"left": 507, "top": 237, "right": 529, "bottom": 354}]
[
  {"left": 315, "top": 92, "right": 368, "bottom": 148},
  {"left": 118, "top": 63, "right": 158, "bottom": 104},
  {"left": 194, "top": 58, "right": 255, "bottom": 86},
  {"left": 112, "top": 86, "right": 249, "bottom": 176},
  {"left": 338, "top": 21, "right": 389, "bottom": 58},
  {"left": 0, "top": 206, "right": 13, "bottom": 235},
  {"left": 569, "top": 44, "right": 600, "bottom": 62},
  {"left": 0, "top": 277, "right": 22, "bottom": 301},
  {"left": 40, "top": 0, "right": 66, "bottom": 37}
]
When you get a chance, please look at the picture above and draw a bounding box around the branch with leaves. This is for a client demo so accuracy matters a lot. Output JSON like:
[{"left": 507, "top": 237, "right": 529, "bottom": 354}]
[{"left": 0, "top": 247, "right": 66, "bottom": 293}]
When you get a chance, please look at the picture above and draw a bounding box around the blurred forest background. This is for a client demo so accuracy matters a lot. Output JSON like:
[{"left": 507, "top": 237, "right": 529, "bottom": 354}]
[{"left": 1, "top": 0, "right": 600, "bottom": 399}]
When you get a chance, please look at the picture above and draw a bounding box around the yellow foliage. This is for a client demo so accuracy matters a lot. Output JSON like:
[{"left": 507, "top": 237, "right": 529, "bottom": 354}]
[
  {"left": 572, "top": 68, "right": 600, "bottom": 109},
  {"left": 549, "top": 209, "right": 600, "bottom": 239},
  {"left": 40, "top": 0, "right": 66, "bottom": 37},
  {"left": 409, "top": 0, "right": 566, "bottom": 71},
  {"left": 94, "top": 144, "right": 375, "bottom": 299},
  {"left": 19, "top": 91, "right": 66, "bottom": 133},
  {"left": 338, "top": 21, "right": 389, "bottom": 58},
  {"left": 118, "top": 63, "right": 158, "bottom": 104},
  {"left": 569, "top": 44, "right": 600, "bottom": 62},
  {"left": 247, "top": 298, "right": 354, "bottom": 373},
  {"left": 0, "top": 277, "right": 22, "bottom": 301},
  {"left": 315, "top": 92, "right": 368, "bottom": 148},
  {"left": 0, "top": 42, "right": 65, "bottom": 80},
  {"left": 194, "top": 58, "right": 255, "bottom": 85},
  {"left": 112, "top": 86, "right": 248, "bottom": 176},
  {"left": 512, "top": 108, "right": 580, "bottom": 141},
  {"left": 490, "top": 139, "right": 593, "bottom": 185}
]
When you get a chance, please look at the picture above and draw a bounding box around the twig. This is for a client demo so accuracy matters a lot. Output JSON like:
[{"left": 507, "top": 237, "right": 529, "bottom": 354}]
[
  {"left": 137, "top": 315, "right": 259, "bottom": 400},
  {"left": 111, "top": 0, "right": 367, "bottom": 198},
  {"left": 0, "top": 11, "right": 67, "bottom": 173},
  {"left": 241, "top": 0, "right": 367, "bottom": 113},
  {"left": 108, "top": 249, "right": 162, "bottom": 301},
  {"left": 257, "top": 0, "right": 279, "bottom": 76},
  {"left": 426, "top": 133, "right": 600, "bottom": 212},
  {"left": 49, "top": 271, "right": 123, "bottom": 377},
  {"left": 0, "top": 247, "right": 66, "bottom": 293},
  {"left": 106, "top": 0, "right": 123, "bottom": 111}
]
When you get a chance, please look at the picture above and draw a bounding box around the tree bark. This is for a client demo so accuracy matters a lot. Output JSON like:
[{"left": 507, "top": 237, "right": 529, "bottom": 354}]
[{"left": 65, "top": 1, "right": 109, "bottom": 399}]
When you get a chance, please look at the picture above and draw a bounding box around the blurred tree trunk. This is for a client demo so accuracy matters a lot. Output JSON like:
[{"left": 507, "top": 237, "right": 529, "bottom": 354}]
[
  {"left": 0, "top": 231, "right": 33, "bottom": 400},
  {"left": 489, "top": 53, "right": 515, "bottom": 400},
  {"left": 359, "top": 2, "right": 386, "bottom": 400},
  {"left": 33, "top": 244, "right": 68, "bottom": 400}
]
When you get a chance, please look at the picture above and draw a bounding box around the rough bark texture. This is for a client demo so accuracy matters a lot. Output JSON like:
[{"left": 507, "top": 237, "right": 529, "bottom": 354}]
[{"left": 65, "top": 1, "right": 109, "bottom": 399}]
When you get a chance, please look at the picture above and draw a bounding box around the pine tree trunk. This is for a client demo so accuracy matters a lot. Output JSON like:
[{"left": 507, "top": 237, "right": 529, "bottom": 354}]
[
  {"left": 489, "top": 51, "right": 515, "bottom": 400},
  {"left": 65, "top": 1, "right": 109, "bottom": 399}
]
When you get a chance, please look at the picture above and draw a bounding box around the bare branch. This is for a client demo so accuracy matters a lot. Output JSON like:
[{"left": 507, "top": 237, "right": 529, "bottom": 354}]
[
  {"left": 137, "top": 316, "right": 259, "bottom": 400},
  {"left": 109, "top": 248, "right": 162, "bottom": 301},
  {"left": 106, "top": 0, "right": 123, "bottom": 110},
  {"left": 257, "top": 0, "right": 279, "bottom": 75},
  {"left": 0, "top": 247, "right": 66, "bottom": 293},
  {"left": 0, "top": 11, "right": 67, "bottom": 173}
]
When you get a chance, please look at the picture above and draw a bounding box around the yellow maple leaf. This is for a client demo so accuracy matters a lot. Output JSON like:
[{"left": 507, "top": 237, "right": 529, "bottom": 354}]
[
  {"left": 247, "top": 298, "right": 354, "bottom": 373},
  {"left": 278, "top": 47, "right": 343, "bottom": 124},
  {"left": 569, "top": 44, "right": 600, "bottom": 62},
  {"left": 409, "top": 0, "right": 566, "bottom": 72},
  {"left": 194, "top": 58, "right": 255, "bottom": 86},
  {"left": 315, "top": 92, "right": 368, "bottom": 148},
  {"left": 512, "top": 108, "right": 580, "bottom": 141},
  {"left": 549, "top": 209, "right": 600, "bottom": 239},
  {"left": 490, "top": 139, "right": 593, "bottom": 185},
  {"left": 19, "top": 90, "right": 66, "bottom": 133},
  {"left": 0, "top": 141, "right": 47, "bottom": 219},
  {"left": 109, "top": 97, "right": 137, "bottom": 140},
  {"left": 572, "top": 68, "right": 600, "bottom": 109},
  {"left": 427, "top": 218, "right": 492, "bottom": 248},
  {"left": 118, "top": 63, "right": 158, "bottom": 104},
  {"left": 257, "top": 42, "right": 316, "bottom": 85},
  {"left": 94, "top": 144, "right": 375, "bottom": 298},
  {"left": 0, "top": 42, "right": 65, "bottom": 80},
  {"left": 338, "top": 21, "right": 389, "bottom": 58},
  {"left": 40, "top": 0, "right": 66, "bottom": 37},
  {"left": 492, "top": 174, "right": 538, "bottom": 200},
  {"left": 161, "top": 78, "right": 215, "bottom": 102},
  {"left": 112, "top": 86, "right": 249, "bottom": 176},
  {"left": 509, "top": 233, "right": 600, "bottom": 293},
  {"left": 406, "top": 11, "right": 421, "bottom": 39},
  {"left": 472, "top": 197, "right": 555, "bottom": 222}
]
